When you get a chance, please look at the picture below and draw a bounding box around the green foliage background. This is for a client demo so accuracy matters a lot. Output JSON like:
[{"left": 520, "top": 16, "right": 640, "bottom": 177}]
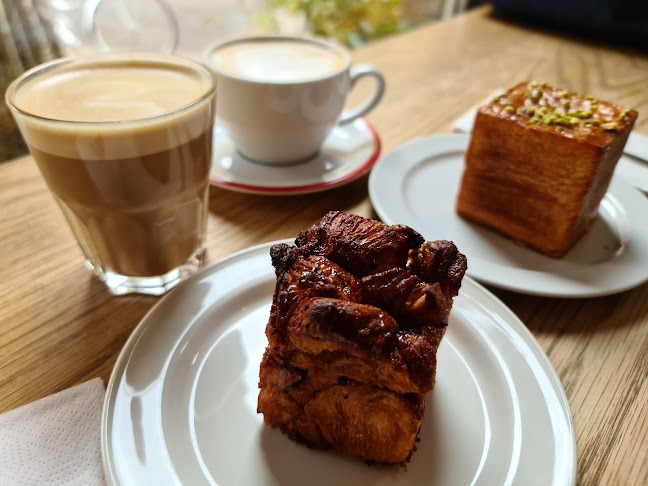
[{"left": 270, "top": 0, "right": 408, "bottom": 48}]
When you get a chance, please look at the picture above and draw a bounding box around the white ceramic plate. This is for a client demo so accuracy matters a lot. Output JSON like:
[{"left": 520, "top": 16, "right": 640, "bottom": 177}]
[
  {"left": 369, "top": 134, "right": 648, "bottom": 298},
  {"left": 209, "top": 118, "right": 380, "bottom": 195},
  {"left": 615, "top": 154, "right": 648, "bottom": 193},
  {"left": 102, "top": 240, "right": 576, "bottom": 486},
  {"left": 615, "top": 133, "right": 648, "bottom": 193}
]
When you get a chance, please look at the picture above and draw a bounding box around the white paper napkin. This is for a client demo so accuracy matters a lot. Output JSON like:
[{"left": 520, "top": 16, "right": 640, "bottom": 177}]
[
  {"left": 0, "top": 378, "right": 107, "bottom": 486},
  {"left": 452, "top": 90, "right": 648, "bottom": 193}
]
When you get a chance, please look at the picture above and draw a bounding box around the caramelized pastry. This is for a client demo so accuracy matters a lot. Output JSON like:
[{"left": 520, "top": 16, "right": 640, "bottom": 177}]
[{"left": 258, "top": 211, "right": 467, "bottom": 463}]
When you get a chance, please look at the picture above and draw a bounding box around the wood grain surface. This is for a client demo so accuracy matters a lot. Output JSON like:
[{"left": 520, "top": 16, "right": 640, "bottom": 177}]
[{"left": 1, "top": 6, "right": 647, "bottom": 485}]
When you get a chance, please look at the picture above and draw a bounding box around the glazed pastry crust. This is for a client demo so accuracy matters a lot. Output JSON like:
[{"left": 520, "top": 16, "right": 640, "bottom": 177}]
[{"left": 258, "top": 211, "right": 467, "bottom": 463}]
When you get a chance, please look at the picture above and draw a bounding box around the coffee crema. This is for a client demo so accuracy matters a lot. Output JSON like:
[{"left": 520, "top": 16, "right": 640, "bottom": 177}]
[
  {"left": 9, "top": 56, "right": 216, "bottom": 279},
  {"left": 209, "top": 39, "right": 348, "bottom": 83}
]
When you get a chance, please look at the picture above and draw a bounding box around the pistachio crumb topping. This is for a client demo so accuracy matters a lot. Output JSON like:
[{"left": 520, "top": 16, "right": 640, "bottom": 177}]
[{"left": 511, "top": 82, "right": 630, "bottom": 133}]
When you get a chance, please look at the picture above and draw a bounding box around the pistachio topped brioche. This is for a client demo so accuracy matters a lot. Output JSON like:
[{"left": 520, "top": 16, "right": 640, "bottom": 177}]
[
  {"left": 487, "top": 82, "right": 635, "bottom": 137},
  {"left": 457, "top": 81, "right": 637, "bottom": 258}
]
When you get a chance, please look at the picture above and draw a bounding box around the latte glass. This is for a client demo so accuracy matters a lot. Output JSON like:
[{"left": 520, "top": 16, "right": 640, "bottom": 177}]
[{"left": 6, "top": 53, "right": 217, "bottom": 295}]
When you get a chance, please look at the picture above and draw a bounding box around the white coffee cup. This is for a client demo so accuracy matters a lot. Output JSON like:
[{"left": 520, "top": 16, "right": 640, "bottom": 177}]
[{"left": 204, "top": 35, "right": 385, "bottom": 164}]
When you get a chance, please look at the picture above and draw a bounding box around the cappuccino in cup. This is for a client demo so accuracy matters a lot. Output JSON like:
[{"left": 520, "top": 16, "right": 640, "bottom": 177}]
[
  {"left": 205, "top": 36, "right": 384, "bottom": 164},
  {"left": 210, "top": 39, "right": 348, "bottom": 82},
  {"left": 6, "top": 53, "right": 217, "bottom": 295}
]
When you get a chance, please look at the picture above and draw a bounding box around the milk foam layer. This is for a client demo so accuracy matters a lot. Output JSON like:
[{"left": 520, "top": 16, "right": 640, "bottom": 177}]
[
  {"left": 14, "top": 64, "right": 211, "bottom": 122},
  {"left": 210, "top": 40, "right": 348, "bottom": 82},
  {"left": 10, "top": 58, "right": 216, "bottom": 159}
]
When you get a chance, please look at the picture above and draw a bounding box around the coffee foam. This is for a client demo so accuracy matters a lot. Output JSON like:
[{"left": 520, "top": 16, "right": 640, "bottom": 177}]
[
  {"left": 10, "top": 60, "right": 215, "bottom": 159},
  {"left": 210, "top": 40, "right": 348, "bottom": 82}
]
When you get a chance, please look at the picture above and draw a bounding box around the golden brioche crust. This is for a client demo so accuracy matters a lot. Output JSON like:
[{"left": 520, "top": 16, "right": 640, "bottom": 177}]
[{"left": 457, "top": 82, "right": 637, "bottom": 257}]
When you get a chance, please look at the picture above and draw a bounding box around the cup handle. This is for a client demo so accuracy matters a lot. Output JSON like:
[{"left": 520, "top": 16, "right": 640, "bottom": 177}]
[{"left": 338, "top": 65, "right": 385, "bottom": 125}]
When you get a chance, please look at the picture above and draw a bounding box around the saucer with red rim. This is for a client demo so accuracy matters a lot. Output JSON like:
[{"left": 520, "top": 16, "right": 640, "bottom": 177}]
[{"left": 209, "top": 118, "right": 380, "bottom": 195}]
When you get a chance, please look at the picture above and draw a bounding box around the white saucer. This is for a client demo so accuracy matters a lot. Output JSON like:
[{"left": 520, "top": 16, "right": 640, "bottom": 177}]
[
  {"left": 209, "top": 118, "right": 380, "bottom": 195},
  {"left": 102, "top": 240, "right": 576, "bottom": 486},
  {"left": 369, "top": 134, "right": 648, "bottom": 298}
]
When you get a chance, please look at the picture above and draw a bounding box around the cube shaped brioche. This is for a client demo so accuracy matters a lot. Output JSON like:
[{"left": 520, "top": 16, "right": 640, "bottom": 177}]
[
  {"left": 456, "top": 82, "right": 637, "bottom": 257},
  {"left": 258, "top": 211, "right": 467, "bottom": 463}
]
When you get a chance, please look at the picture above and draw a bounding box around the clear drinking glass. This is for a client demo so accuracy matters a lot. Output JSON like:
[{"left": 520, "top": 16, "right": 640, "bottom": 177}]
[{"left": 6, "top": 52, "right": 217, "bottom": 295}]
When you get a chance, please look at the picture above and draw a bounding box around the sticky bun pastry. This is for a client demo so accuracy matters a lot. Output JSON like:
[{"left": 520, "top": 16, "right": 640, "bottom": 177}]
[{"left": 258, "top": 211, "right": 467, "bottom": 463}]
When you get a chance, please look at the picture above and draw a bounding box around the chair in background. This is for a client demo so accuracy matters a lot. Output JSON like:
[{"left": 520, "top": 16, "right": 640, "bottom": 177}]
[{"left": 1, "top": 0, "right": 60, "bottom": 161}]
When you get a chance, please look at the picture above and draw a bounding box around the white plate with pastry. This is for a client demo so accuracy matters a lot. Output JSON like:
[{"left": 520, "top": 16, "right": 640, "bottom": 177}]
[
  {"left": 102, "top": 240, "right": 576, "bottom": 486},
  {"left": 369, "top": 134, "right": 648, "bottom": 298}
]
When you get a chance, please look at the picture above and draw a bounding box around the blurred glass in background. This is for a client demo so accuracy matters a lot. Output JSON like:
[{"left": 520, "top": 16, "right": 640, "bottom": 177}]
[
  {"left": 1, "top": 0, "right": 467, "bottom": 161},
  {"left": 34, "top": 0, "right": 466, "bottom": 56}
]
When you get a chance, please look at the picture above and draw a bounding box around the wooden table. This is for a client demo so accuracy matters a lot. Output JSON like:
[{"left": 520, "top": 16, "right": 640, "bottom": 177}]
[{"left": 2, "top": 5, "right": 647, "bottom": 485}]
